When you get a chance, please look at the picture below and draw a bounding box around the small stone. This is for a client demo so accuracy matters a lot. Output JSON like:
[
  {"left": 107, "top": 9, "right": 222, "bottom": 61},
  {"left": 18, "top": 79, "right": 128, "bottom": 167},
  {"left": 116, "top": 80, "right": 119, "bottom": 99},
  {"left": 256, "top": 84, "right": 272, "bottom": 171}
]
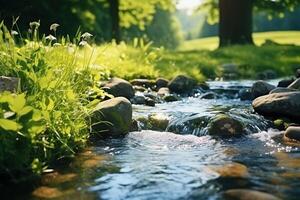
[
  {"left": 131, "top": 95, "right": 146, "bottom": 105},
  {"left": 223, "top": 189, "right": 281, "bottom": 200},
  {"left": 198, "top": 82, "right": 210, "bottom": 90},
  {"left": 163, "top": 94, "right": 181, "bottom": 102},
  {"left": 156, "top": 78, "right": 169, "bottom": 89},
  {"left": 208, "top": 114, "right": 244, "bottom": 137},
  {"left": 0, "top": 76, "right": 20, "bottom": 93},
  {"left": 133, "top": 85, "right": 147, "bottom": 92},
  {"left": 148, "top": 114, "right": 169, "bottom": 131},
  {"left": 145, "top": 97, "right": 155, "bottom": 107},
  {"left": 103, "top": 78, "right": 134, "bottom": 99},
  {"left": 91, "top": 97, "right": 132, "bottom": 138},
  {"left": 251, "top": 81, "right": 276, "bottom": 98},
  {"left": 130, "top": 79, "right": 155, "bottom": 88},
  {"left": 200, "top": 92, "right": 217, "bottom": 99},
  {"left": 32, "top": 186, "right": 62, "bottom": 199},
  {"left": 157, "top": 87, "right": 170, "bottom": 96},
  {"left": 168, "top": 75, "right": 197, "bottom": 94},
  {"left": 296, "top": 69, "right": 300, "bottom": 78},
  {"left": 284, "top": 126, "right": 300, "bottom": 142},
  {"left": 210, "top": 162, "right": 248, "bottom": 178},
  {"left": 277, "top": 79, "right": 295, "bottom": 88},
  {"left": 238, "top": 88, "right": 254, "bottom": 101}
]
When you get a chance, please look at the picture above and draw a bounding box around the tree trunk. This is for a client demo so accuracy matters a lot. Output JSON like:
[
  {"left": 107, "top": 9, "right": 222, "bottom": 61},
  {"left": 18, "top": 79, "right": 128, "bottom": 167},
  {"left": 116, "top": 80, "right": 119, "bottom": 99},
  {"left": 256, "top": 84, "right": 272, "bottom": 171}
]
[
  {"left": 109, "top": 0, "right": 121, "bottom": 43},
  {"left": 219, "top": 0, "right": 254, "bottom": 47}
]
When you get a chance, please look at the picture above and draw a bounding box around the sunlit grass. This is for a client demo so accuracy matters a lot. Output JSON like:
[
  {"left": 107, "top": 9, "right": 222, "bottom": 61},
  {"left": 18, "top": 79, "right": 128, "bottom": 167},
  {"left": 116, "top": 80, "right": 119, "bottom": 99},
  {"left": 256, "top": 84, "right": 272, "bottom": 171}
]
[{"left": 180, "top": 31, "right": 300, "bottom": 51}]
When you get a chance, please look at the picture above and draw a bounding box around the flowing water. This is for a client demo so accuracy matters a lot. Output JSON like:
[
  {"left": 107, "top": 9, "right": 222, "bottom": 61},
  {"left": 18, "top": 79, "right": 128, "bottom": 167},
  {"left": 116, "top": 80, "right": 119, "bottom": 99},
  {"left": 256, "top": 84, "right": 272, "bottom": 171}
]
[{"left": 6, "top": 80, "right": 300, "bottom": 200}]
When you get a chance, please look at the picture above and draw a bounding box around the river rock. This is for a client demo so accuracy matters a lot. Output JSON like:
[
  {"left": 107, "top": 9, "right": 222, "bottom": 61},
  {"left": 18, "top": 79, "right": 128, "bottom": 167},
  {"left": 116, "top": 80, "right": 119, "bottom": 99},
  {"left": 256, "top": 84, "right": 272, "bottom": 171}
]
[
  {"left": 157, "top": 87, "right": 170, "bottom": 96},
  {"left": 270, "top": 87, "right": 297, "bottom": 94},
  {"left": 223, "top": 189, "right": 281, "bottom": 200},
  {"left": 251, "top": 81, "right": 276, "bottom": 98},
  {"left": 156, "top": 78, "right": 169, "bottom": 89},
  {"left": 288, "top": 78, "right": 300, "bottom": 89},
  {"left": 208, "top": 114, "right": 244, "bottom": 137},
  {"left": 148, "top": 114, "right": 169, "bottom": 131},
  {"left": 145, "top": 97, "right": 155, "bottom": 107},
  {"left": 163, "top": 94, "right": 181, "bottom": 102},
  {"left": 210, "top": 162, "right": 248, "bottom": 178},
  {"left": 238, "top": 88, "right": 254, "bottom": 101},
  {"left": 130, "top": 79, "right": 155, "bottom": 88},
  {"left": 91, "top": 97, "right": 132, "bottom": 138},
  {"left": 168, "top": 75, "right": 197, "bottom": 94},
  {"left": 103, "top": 78, "right": 134, "bottom": 99},
  {"left": 256, "top": 69, "right": 277, "bottom": 80},
  {"left": 198, "top": 82, "right": 210, "bottom": 90},
  {"left": 277, "top": 78, "right": 295, "bottom": 88},
  {"left": 252, "top": 92, "right": 300, "bottom": 119},
  {"left": 284, "top": 126, "right": 300, "bottom": 142},
  {"left": 131, "top": 95, "right": 146, "bottom": 105},
  {"left": 0, "top": 76, "right": 20, "bottom": 93},
  {"left": 133, "top": 85, "right": 147, "bottom": 92}
]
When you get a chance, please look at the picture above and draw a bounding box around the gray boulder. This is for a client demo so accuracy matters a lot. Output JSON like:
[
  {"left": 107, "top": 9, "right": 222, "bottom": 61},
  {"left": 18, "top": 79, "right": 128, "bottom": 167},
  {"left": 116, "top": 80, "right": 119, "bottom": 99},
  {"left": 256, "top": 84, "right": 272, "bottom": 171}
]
[
  {"left": 208, "top": 114, "right": 244, "bottom": 137},
  {"left": 200, "top": 92, "right": 217, "bottom": 99},
  {"left": 168, "top": 75, "right": 197, "bottom": 94},
  {"left": 163, "top": 94, "right": 181, "bottom": 102},
  {"left": 131, "top": 95, "right": 146, "bottom": 105},
  {"left": 0, "top": 76, "right": 20, "bottom": 93},
  {"left": 91, "top": 97, "right": 132, "bottom": 138},
  {"left": 103, "top": 78, "right": 134, "bottom": 99},
  {"left": 253, "top": 92, "right": 300, "bottom": 119},
  {"left": 284, "top": 126, "right": 300, "bottom": 142},
  {"left": 238, "top": 88, "right": 254, "bottom": 101},
  {"left": 288, "top": 78, "right": 300, "bottom": 89},
  {"left": 251, "top": 81, "right": 276, "bottom": 98}
]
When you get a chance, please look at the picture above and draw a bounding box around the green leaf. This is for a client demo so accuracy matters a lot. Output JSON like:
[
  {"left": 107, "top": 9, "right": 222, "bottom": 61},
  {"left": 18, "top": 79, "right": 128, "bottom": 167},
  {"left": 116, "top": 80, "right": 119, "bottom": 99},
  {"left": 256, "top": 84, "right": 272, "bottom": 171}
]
[
  {"left": 18, "top": 106, "right": 33, "bottom": 117},
  {"left": 9, "top": 93, "right": 26, "bottom": 113},
  {"left": 0, "top": 119, "right": 22, "bottom": 131}
]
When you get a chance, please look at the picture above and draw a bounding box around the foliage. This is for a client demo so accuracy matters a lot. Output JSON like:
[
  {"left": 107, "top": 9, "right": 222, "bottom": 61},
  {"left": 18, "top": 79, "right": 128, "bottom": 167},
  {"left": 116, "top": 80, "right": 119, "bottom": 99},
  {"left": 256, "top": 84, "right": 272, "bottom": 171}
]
[{"left": 199, "top": 0, "right": 300, "bottom": 24}]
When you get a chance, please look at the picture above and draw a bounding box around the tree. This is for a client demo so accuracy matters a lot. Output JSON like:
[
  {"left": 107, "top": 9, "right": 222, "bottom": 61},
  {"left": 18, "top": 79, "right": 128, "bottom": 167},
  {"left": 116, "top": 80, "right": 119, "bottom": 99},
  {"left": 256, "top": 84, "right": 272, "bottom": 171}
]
[
  {"left": 200, "top": 0, "right": 300, "bottom": 47},
  {"left": 109, "top": 0, "right": 121, "bottom": 43}
]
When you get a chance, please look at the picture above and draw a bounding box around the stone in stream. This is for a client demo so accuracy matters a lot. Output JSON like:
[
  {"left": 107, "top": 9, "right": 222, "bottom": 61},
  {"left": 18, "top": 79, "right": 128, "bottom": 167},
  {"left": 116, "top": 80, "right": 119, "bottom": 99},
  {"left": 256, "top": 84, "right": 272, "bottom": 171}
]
[
  {"left": 168, "top": 75, "right": 197, "bottom": 94},
  {"left": 157, "top": 87, "right": 170, "bottom": 96},
  {"left": 145, "top": 97, "right": 155, "bottom": 107},
  {"left": 296, "top": 68, "right": 300, "bottom": 78},
  {"left": 133, "top": 85, "right": 147, "bottom": 92},
  {"left": 0, "top": 76, "right": 20, "bottom": 93},
  {"left": 284, "top": 126, "right": 300, "bottom": 142},
  {"left": 32, "top": 186, "right": 63, "bottom": 199},
  {"left": 252, "top": 92, "right": 300, "bottom": 120},
  {"left": 223, "top": 189, "right": 281, "bottom": 200},
  {"left": 288, "top": 78, "right": 300, "bottom": 89},
  {"left": 131, "top": 95, "right": 146, "bottom": 105},
  {"left": 238, "top": 88, "right": 254, "bottom": 101},
  {"left": 256, "top": 69, "right": 277, "bottom": 80},
  {"left": 269, "top": 87, "right": 297, "bottom": 94},
  {"left": 209, "top": 162, "right": 248, "bottom": 178},
  {"left": 277, "top": 78, "right": 295, "bottom": 88},
  {"left": 90, "top": 97, "right": 132, "bottom": 138},
  {"left": 198, "top": 82, "right": 210, "bottom": 91},
  {"left": 103, "top": 78, "right": 134, "bottom": 99},
  {"left": 148, "top": 114, "right": 169, "bottom": 131},
  {"left": 251, "top": 81, "right": 276, "bottom": 98},
  {"left": 208, "top": 114, "right": 244, "bottom": 137},
  {"left": 163, "top": 94, "right": 181, "bottom": 102},
  {"left": 155, "top": 78, "right": 169, "bottom": 89}
]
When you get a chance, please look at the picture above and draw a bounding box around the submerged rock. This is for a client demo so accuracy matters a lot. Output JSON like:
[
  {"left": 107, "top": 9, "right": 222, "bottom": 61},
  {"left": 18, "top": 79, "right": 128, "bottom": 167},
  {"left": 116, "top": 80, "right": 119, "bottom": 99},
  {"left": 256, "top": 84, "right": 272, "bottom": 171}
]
[
  {"left": 256, "top": 69, "right": 277, "bottom": 80},
  {"left": 103, "top": 78, "right": 134, "bottom": 99},
  {"left": 0, "top": 76, "right": 20, "bottom": 93},
  {"left": 200, "top": 92, "right": 217, "bottom": 99},
  {"left": 131, "top": 95, "right": 146, "bottom": 105},
  {"left": 251, "top": 81, "right": 276, "bottom": 98},
  {"left": 91, "top": 97, "right": 132, "bottom": 138},
  {"left": 223, "top": 189, "right": 281, "bottom": 200},
  {"left": 208, "top": 114, "right": 244, "bottom": 137},
  {"left": 284, "top": 126, "right": 300, "bottom": 142},
  {"left": 163, "top": 94, "right": 181, "bottom": 102},
  {"left": 252, "top": 92, "right": 300, "bottom": 120},
  {"left": 148, "top": 114, "right": 169, "bottom": 131},
  {"left": 210, "top": 162, "right": 248, "bottom": 178},
  {"left": 168, "top": 75, "right": 197, "bottom": 94},
  {"left": 145, "top": 97, "right": 155, "bottom": 107}
]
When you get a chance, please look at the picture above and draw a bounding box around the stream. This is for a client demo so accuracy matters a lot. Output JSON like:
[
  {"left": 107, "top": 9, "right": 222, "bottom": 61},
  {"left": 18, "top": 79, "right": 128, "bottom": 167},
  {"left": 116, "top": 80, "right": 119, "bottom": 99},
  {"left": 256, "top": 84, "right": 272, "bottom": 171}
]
[{"left": 6, "top": 80, "right": 300, "bottom": 200}]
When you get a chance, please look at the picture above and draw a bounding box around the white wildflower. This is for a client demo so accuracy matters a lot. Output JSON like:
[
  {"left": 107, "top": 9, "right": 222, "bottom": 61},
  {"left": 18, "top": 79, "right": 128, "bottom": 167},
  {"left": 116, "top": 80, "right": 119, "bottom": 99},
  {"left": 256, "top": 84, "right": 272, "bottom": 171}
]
[{"left": 45, "top": 34, "right": 57, "bottom": 41}]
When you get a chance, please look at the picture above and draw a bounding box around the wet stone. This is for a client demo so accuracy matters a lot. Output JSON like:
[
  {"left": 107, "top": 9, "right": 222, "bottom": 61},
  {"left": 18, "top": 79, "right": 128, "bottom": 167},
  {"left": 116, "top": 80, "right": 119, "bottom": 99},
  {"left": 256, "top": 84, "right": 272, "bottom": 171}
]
[
  {"left": 32, "top": 186, "right": 63, "bottom": 199},
  {"left": 223, "top": 189, "right": 281, "bottom": 200},
  {"left": 0, "top": 76, "right": 20, "bottom": 93}
]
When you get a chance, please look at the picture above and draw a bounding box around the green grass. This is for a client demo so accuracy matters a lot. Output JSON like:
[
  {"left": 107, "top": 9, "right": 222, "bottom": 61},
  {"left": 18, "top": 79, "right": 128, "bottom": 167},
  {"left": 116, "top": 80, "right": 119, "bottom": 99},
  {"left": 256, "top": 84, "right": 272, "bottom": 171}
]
[
  {"left": 156, "top": 31, "right": 300, "bottom": 80},
  {"left": 180, "top": 31, "right": 300, "bottom": 51}
]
